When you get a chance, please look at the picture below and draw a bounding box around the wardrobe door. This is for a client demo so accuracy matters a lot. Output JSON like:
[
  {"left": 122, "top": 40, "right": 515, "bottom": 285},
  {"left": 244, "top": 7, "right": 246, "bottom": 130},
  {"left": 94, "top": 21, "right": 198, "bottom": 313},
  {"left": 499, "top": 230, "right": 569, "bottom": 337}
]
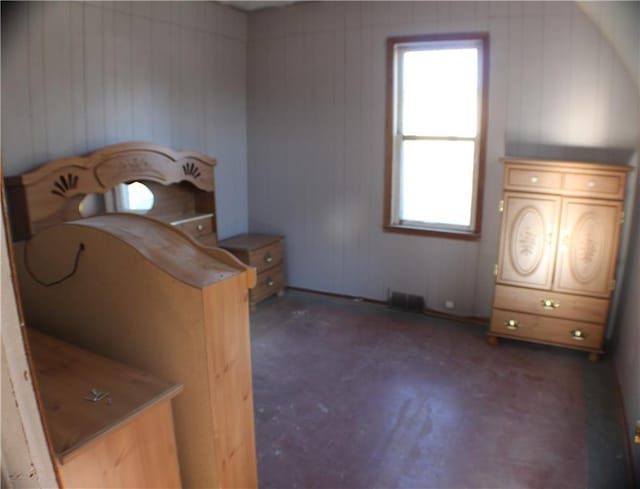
[
  {"left": 497, "top": 193, "right": 561, "bottom": 289},
  {"left": 553, "top": 198, "right": 622, "bottom": 298}
]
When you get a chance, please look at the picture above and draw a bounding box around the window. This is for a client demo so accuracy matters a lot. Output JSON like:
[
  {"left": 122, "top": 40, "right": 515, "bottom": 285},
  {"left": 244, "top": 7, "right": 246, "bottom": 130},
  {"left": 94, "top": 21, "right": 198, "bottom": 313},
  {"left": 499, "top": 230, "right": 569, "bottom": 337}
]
[{"left": 384, "top": 33, "right": 488, "bottom": 239}]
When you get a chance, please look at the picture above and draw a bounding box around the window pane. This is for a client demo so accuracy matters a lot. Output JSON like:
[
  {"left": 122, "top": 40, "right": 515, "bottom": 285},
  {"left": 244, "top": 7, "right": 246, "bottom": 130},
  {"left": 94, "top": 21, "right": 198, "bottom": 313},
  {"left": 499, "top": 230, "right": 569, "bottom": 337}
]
[
  {"left": 399, "top": 139, "right": 475, "bottom": 226},
  {"left": 401, "top": 48, "right": 478, "bottom": 137}
]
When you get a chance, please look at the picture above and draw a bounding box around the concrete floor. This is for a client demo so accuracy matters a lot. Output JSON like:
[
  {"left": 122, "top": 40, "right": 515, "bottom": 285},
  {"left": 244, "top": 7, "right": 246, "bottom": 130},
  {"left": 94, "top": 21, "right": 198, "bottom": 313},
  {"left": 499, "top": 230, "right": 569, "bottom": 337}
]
[{"left": 250, "top": 290, "right": 632, "bottom": 489}]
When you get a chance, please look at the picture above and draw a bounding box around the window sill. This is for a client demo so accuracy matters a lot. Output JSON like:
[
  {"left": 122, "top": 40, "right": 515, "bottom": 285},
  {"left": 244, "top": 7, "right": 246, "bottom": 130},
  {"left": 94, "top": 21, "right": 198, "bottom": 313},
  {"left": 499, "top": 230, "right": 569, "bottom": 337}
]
[{"left": 383, "top": 224, "right": 481, "bottom": 241}]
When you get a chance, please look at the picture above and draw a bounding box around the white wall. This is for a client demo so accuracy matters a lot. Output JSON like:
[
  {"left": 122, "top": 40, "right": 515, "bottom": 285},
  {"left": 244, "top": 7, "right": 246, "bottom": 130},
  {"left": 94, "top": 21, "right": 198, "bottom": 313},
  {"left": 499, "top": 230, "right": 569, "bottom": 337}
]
[
  {"left": 613, "top": 176, "right": 640, "bottom": 481},
  {"left": 581, "top": 1, "right": 640, "bottom": 478},
  {"left": 1, "top": 1, "right": 249, "bottom": 239},
  {"left": 247, "top": 1, "right": 640, "bottom": 316},
  {"left": 586, "top": 1, "right": 640, "bottom": 480}
]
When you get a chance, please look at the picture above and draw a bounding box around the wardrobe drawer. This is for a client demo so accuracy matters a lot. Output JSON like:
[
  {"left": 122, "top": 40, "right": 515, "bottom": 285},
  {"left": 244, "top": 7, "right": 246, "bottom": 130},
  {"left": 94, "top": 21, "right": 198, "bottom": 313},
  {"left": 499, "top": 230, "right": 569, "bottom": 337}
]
[
  {"left": 248, "top": 241, "right": 283, "bottom": 273},
  {"left": 505, "top": 167, "right": 563, "bottom": 193},
  {"left": 490, "top": 309, "right": 604, "bottom": 350},
  {"left": 493, "top": 285, "right": 609, "bottom": 323},
  {"left": 562, "top": 172, "right": 626, "bottom": 199}
]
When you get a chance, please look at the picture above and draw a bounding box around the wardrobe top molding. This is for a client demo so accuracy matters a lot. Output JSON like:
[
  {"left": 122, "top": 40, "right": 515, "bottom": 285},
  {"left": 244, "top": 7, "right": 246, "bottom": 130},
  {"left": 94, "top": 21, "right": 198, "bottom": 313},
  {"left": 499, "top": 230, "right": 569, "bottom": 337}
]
[
  {"left": 501, "top": 157, "right": 633, "bottom": 200},
  {"left": 501, "top": 157, "right": 633, "bottom": 173}
]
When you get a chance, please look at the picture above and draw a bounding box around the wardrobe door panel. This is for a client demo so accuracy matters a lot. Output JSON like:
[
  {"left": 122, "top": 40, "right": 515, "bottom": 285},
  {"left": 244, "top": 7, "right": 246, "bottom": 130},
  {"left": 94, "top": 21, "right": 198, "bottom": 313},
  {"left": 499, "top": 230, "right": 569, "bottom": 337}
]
[
  {"left": 497, "top": 193, "right": 561, "bottom": 289},
  {"left": 553, "top": 199, "right": 622, "bottom": 298}
]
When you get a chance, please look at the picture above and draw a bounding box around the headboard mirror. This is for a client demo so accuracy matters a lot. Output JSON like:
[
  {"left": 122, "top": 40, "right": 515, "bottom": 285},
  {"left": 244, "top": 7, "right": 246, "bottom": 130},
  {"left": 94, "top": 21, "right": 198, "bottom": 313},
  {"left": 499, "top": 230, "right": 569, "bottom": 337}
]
[
  {"left": 5, "top": 142, "right": 218, "bottom": 245},
  {"left": 78, "top": 182, "right": 156, "bottom": 218}
]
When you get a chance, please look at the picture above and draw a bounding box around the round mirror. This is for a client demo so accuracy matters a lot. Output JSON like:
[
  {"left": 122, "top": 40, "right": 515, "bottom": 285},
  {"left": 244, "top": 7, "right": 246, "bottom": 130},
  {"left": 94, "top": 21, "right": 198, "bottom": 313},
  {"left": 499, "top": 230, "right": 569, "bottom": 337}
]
[
  {"left": 119, "top": 181, "right": 155, "bottom": 214},
  {"left": 78, "top": 193, "right": 106, "bottom": 218}
]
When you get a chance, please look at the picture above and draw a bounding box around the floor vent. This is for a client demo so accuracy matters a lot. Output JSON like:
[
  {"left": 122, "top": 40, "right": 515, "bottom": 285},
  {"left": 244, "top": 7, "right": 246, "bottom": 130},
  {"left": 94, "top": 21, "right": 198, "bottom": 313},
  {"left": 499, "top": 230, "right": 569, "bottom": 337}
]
[{"left": 388, "top": 291, "right": 425, "bottom": 313}]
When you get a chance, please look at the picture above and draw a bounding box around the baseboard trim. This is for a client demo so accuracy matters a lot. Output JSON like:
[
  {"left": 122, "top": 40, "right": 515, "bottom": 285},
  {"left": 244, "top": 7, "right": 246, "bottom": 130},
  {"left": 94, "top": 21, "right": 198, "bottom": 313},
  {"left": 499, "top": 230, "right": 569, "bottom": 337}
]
[
  {"left": 286, "top": 286, "right": 387, "bottom": 306},
  {"left": 612, "top": 359, "right": 637, "bottom": 488},
  {"left": 285, "top": 286, "right": 489, "bottom": 328}
]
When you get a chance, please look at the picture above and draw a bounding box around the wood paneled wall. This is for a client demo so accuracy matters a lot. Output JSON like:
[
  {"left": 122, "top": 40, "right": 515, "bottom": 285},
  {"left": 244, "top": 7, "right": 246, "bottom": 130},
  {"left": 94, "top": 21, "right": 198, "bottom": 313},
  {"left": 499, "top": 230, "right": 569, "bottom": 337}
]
[
  {"left": 1, "top": 1, "right": 249, "bottom": 239},
  {"left": 246, "top": 1, "right": 640, "bottom": 317}
]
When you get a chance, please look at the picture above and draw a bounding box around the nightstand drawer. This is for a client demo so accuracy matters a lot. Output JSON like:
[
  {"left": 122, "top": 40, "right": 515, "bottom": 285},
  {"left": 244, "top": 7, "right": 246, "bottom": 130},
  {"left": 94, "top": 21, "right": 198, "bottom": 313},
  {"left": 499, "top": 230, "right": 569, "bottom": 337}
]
[
  {"left": 493, "top": 285, "right": 609, "bottom": 323},
  {"left": 490, "top": 309, "right": 604, "bottom": 350},
  {"left": 251, "top": 266, "right": 284, "bottom": 304},
  {"left": 248, "top": 241, "right": 283, "bottom": 273},
  {"left": 218, "top": 233, "right": 286, "bottom": 309}
]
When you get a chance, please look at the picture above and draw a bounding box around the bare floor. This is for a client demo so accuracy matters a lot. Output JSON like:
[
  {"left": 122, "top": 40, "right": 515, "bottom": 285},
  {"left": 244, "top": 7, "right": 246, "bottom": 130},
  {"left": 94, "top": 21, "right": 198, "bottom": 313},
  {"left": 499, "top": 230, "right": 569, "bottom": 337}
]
[{"left": 250, "top": 290, "right": 631, "bottom": 489}]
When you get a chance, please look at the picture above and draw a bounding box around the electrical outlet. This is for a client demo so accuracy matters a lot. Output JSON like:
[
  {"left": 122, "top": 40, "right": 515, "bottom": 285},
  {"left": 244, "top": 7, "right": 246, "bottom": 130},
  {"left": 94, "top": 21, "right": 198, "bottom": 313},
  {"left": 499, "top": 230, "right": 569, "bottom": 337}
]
[{"left": 444, "top": 300, "right": 455, "bottom": 310}]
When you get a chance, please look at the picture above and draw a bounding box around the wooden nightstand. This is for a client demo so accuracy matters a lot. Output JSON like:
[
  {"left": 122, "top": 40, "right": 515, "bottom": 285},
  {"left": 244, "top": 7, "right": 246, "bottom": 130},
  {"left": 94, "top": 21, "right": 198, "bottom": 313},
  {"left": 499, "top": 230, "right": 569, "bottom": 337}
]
[{"left": 218, "top": 233, "right": 285, "bottom": 310}]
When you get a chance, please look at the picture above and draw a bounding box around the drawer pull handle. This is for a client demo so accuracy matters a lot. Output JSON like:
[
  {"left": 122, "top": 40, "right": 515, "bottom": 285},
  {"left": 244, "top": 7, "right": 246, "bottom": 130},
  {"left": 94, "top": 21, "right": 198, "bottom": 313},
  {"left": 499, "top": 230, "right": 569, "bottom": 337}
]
[
  {"left": 504, "top": 319, "right": 519, "bottom": 330},
  {"left": 587, "top": 180, "right": 596, "bottom": 188},
  {"left": 264, "top": 253, "right": 273, "bottom": 264},
  {"left": 196, "top": 224, "right": 204, "bottom": 232},
  {"left": 570, "top": 329, "right": 586, "bottom": 341},
  {"left": 530, "top": 176, "right": 539, "bottom": 184},
  {"left": 541, "top": 299, "right": 560, "bottom": 309},
  {"left": 267, "top": 278, "right": 275, "bottom": 287}
]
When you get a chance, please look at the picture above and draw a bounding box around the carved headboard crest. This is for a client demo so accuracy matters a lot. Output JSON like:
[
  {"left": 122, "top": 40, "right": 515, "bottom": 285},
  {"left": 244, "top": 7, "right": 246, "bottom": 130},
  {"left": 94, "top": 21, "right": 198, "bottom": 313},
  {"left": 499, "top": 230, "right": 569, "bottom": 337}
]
[{"left": 5, "top": 142, "right": 217, "bottom": 241}]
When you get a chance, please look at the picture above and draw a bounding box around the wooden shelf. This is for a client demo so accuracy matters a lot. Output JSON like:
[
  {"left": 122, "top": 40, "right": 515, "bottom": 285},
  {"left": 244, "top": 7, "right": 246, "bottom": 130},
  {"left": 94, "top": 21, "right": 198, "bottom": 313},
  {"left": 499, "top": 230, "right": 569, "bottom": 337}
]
[
  {"left": 167, "top": 212, "right": 214, "bottom": 227},
  {"left": 27, "top": 329, "right": 183, "bottom": 487}
]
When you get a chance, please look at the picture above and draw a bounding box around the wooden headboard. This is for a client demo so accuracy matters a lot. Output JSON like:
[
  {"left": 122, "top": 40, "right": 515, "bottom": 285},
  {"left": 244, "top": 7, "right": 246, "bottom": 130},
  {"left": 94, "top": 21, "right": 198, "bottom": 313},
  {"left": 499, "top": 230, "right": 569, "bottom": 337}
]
[
  {"left": 13, "top": 213, "right": 257, "bottom": 487},
  {"left": 4, "top": 142, "right": 218, "bottom": 242}
]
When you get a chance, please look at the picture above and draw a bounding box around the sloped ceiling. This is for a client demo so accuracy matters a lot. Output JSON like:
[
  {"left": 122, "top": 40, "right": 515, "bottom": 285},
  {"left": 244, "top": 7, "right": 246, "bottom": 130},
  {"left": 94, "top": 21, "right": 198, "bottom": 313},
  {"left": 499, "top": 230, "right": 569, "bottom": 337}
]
[{"left": 579, "top": 0, "right": 640, "bottom": 94}]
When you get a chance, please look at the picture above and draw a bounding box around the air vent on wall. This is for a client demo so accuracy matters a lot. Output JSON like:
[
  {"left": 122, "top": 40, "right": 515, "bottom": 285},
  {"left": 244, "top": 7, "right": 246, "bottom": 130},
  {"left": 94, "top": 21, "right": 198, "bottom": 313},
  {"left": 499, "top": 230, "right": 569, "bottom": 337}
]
[{"left": 388, "top": 291, "right": 425, "bottom": 313}]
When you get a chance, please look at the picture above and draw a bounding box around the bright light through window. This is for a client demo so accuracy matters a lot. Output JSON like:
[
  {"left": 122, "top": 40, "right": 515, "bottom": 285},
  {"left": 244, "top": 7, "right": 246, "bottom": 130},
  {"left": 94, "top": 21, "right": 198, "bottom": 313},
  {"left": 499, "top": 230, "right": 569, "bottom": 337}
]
[
  {"left": 385, "top": 34, "right": 488, "bottom": 238},
  {"left": 402, "top": 49, "right": 478, "bottom": 138},
  {"left": 400, "top": 139, "right": 475, "bottom": 225}
]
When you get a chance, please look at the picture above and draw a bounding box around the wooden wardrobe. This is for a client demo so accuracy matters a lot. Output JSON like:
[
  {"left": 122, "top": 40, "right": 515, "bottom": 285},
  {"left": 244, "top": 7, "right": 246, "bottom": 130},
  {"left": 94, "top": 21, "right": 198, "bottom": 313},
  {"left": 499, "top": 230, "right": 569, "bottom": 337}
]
[{"left": 489, "top": 157, "right": 633, "bottom": 360}]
